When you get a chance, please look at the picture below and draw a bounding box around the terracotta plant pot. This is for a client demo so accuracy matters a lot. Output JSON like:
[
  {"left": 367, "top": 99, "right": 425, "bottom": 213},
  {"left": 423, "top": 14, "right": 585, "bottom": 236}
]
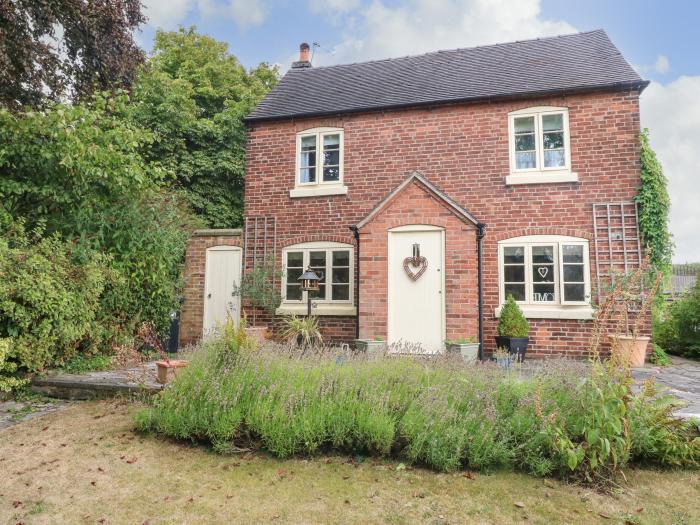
[
  {"left": 155, "top": 359, "right": 188, "bottom": 384},
  {"left": 609, "top": 334, "right": 649, "bottom": 367},
  {"left": 246, "top": 326, "right": 270, "bottom": 345}
]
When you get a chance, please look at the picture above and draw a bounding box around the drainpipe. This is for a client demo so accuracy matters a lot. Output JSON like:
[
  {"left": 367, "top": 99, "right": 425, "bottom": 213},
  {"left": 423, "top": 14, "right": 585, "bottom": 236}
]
[
  {"left": 349, "top": 226, "right": 360, "bottom": 340},
  {"left": 477, "top": 223, "right": 486, "bottom": 361}
]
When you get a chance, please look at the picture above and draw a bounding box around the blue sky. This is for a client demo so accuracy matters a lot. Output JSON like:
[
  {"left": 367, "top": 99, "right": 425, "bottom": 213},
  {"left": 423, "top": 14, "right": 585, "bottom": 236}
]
[{"left": 140, "top": 0, "right": 700, "bottom": 262}]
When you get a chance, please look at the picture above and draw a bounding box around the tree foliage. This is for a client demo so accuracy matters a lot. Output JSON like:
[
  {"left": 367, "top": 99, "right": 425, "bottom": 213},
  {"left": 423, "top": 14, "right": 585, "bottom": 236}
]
[
  {"left": 637, "top": 129, "right": 673, "bottom": 275},
  {"left": 0, "top": 94, "right": 197, "bottom": 339},
  {"left": 0, "top": 0, "right": 145, "bottom": 110},
  {"left": 0, "top": 92, "right": 164, "bottom": 228},
  {"left": 130, "top": 27, "right": 278, "bottom": 228}
]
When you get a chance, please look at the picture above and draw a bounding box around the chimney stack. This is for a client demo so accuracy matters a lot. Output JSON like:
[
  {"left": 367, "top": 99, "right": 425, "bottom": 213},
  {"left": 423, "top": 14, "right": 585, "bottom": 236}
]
[{"left": 292, "top": 42, "right": 312, "bottom": 69}]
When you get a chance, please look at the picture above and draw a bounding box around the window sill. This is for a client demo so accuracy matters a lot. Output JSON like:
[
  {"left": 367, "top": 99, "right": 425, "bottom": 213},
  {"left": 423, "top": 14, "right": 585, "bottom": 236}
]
[
  {"left": 276, "top": 304, "right": 357, "bottom": 316},
  {"left": 289, "top": 185, "right": 348, "bottom": 198},
  {"left": 505, "top": 171, "right": 578, "bottom": 185},
  {"left": 494, "top": 304, "right": 593, "bottom": 320}
]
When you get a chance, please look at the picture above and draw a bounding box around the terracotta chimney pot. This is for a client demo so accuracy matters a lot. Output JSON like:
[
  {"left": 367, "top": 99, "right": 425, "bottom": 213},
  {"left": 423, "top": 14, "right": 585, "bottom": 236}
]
[{"left": 299, "top": 42, "right": 310, "bottom": 62}]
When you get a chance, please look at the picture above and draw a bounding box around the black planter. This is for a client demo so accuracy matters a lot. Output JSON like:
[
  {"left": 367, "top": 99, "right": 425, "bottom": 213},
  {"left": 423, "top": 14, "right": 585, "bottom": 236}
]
[{"left": 494, "top": 336, "right": 529, "bottom": 362}]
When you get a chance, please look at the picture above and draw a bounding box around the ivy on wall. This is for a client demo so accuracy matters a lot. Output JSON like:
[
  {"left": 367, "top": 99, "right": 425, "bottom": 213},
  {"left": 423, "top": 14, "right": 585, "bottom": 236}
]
[{"left": 636, "top": 129, "right": 673, "bottom": 275}]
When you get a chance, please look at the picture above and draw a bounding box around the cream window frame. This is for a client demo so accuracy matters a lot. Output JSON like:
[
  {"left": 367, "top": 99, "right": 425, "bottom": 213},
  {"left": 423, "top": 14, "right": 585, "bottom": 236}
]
[
  {"left": 280, "top": 241, "right": 354, "bottom": 308},
  {"left": 506, "top": 107, "right": 577, "bottom": 185},
  {"left": 497, "top": 235, "right": 592, "bottom": 315},
  {"left": 295, "top": 127, "right": 344, "bottom": 188}
]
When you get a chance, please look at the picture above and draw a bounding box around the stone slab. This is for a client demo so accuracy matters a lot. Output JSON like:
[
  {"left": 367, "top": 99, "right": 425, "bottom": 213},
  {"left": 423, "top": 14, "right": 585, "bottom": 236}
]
[{"left": 31, "top": 362, "right": 163, "bottom": 400}]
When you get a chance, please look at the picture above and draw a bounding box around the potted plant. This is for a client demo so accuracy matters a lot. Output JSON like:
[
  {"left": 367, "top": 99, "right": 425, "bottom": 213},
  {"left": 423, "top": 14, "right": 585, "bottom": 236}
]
[
  {"left": 495, "top": 295, "right": 530, "bottom": 361},
  {"left": 445, "top": 336, "right": 479, "bottom": 362},
  {"left": 136, "top": 321, "right": 187, "bottom": 385},
  {"left": 604, "top": 266, "right": 661, "bottom": 368},
  {"left": 355, "top": 337, "right": 386, "bottom": 355},
  {"left": 280, "top": 315, "right": 323, "bottom": 349},
  {"left": 233, "top": 258, "right": 283, "bottom": 343}
]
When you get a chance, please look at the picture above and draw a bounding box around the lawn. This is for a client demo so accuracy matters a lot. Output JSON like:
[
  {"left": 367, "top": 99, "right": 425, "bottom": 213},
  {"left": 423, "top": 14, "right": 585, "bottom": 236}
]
[{"left": 1, "top": 399, "right": 698, "bottom": 525}]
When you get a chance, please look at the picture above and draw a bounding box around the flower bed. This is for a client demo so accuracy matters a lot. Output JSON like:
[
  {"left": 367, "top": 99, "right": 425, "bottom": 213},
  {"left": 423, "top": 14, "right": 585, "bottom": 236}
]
[{"left": 136, "top": 332, "right": 699, "bottom": 485}]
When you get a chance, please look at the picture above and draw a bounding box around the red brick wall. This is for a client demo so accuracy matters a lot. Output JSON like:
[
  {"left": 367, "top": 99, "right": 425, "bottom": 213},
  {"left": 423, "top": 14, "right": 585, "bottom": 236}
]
[
  {"left": 358, "top": 180, "right": 478, "bottom": 342},
  {"left": 179, "top": 230, "right": 242, "bottom": 348},
  {"left": 243, "top": 89, "right": 647, "bottom": 357}
]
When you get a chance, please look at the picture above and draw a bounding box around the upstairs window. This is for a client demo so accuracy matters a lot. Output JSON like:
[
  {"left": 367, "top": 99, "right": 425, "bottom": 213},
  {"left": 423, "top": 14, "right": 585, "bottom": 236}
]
[
  {"left": 296, "top": 128, "right": 344, "bottom": 186},
  {"left": 499, "top": 236, "right": 590, "bottom": 307},
  {"left": 507, "top": 107, "right": 575, "bottom": 185}
]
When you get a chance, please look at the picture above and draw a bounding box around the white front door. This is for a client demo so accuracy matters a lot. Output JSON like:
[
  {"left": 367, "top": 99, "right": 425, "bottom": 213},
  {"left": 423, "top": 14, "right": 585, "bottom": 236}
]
[
  {"left": 388, "top": 226, "right": 444, "bottom": 353},
  {"left": 203, "top": 246, "right": 242, "bottom": 336}
]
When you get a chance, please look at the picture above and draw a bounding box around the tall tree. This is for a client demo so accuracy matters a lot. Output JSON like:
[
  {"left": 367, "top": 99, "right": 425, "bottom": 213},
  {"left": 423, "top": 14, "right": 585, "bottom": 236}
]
[
  {"left": 130, "top": 27, "right": 278, "bottom": 228},
  {"left": 0, "top": 0, "right": 145, "bottom": 110}
]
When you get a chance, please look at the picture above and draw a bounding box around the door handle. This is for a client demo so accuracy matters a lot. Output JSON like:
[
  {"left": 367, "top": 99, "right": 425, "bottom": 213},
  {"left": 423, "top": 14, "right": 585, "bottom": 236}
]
[{"left": 207, "top": 293, "right": 212, "bottom": 299}]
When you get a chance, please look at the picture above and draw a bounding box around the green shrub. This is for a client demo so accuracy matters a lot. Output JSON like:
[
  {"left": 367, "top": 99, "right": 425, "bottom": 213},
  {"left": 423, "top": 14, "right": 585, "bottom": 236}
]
[
  {"left": 649, "top": 343, "right": 672, "bottom": 366},
  {"left": 629, "top": 379, "right": 700, "bottom": 467},
  {"left": 0, "top": 338, "right": 27, "bottom": 392},
  {"left": 60, "top": 354, "right": 114, "bottom": 374},
  {"left": 497, "top": 295, "right": 530, "bottom": 337},
  {"left": 137, "top": 336, "right": 699, "bottom": 483},
  {"left": 93, "top": 192, "right": 192, "bottom": 335},
  {"left": 0, "top": 233, "right": 111, "bottom": 376},
  {"left": 655, "top": 279, "right": 700, "bottom": 359},
  {"left": 0, "top": 95, "right": 197, "bottom": 337}
]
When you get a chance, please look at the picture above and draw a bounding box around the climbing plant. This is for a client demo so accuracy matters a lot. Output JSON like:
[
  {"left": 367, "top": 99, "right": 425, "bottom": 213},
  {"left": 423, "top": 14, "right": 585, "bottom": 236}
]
[{"left": 636, "top": 129, "right": 673, "bottom": 276}]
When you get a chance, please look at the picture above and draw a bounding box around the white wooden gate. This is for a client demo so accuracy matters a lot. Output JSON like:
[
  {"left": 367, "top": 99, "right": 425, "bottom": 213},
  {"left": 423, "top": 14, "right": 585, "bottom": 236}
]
[{"left": 203, "top": 246, "right": 242, "bottom": 336}]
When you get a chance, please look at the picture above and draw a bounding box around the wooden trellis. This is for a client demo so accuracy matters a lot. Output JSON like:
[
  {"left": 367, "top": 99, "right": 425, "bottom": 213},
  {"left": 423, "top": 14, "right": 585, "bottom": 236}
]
[
  {"left": 592, "top": 202, "right": 643, "bottom": 303},
  {"left": 243, "top": 216, "right": 277, "bottom": 275}
]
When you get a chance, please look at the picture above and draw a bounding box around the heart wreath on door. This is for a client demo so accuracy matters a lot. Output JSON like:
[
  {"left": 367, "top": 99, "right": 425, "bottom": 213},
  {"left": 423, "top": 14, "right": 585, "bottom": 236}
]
[{"left": 403, "top": 256, "right": 428, "bottom": 281}]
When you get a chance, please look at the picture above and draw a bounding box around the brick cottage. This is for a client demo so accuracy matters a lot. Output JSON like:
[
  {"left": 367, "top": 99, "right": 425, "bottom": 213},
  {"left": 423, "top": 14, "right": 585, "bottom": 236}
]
[{"left": 180, "top": 30, "right": 650, "bottom": 358}]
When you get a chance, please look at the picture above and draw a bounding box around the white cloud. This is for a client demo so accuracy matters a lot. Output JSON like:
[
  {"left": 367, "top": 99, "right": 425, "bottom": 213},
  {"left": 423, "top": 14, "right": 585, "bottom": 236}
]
[
  {"left": 653, "top": 54, "right": 670, "bottom": 74},
  {"left": 143, "top": 0, "right": 268, "bottom": 31},
  {"left": 312, "top": 0, "right": 576, "bottom": 65},
  {"left": 634, "top": 54, "right": 671, "bottom": 77},
  {"left": 309, "top": 0, "right": 362, "bottom": 13},
  {"left": 641, "top": 76, "right": 700, "bottom": 262},
  {"left": 225, "top": 0, "right": 268, "bottom": 29},
  {"left": 142, "top": 0, "right": 193, "bottom": 28}
]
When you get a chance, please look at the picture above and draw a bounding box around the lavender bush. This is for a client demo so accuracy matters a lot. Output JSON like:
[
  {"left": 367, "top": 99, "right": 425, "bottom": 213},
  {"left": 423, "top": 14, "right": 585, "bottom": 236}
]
[{"left": 136, "top": 330, "right": 699, "bottom": 484}]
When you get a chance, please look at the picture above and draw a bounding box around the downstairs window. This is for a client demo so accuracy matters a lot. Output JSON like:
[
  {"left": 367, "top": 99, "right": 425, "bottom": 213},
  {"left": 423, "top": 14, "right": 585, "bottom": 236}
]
[{"left": 498, "top": 236, "right": 591, "bottom": 314}]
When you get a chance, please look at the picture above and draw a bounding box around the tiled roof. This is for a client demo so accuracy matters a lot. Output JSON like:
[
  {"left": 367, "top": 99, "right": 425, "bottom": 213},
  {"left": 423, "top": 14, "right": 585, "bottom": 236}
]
[{"left": 246, "top": 30, "right": 646, "bottom": 122}]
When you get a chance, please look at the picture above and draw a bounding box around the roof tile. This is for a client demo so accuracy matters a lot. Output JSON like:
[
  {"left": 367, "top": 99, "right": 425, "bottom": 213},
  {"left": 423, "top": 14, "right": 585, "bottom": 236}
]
[{"left": 246, "top": 30, "right": 646, "bottom": 122}]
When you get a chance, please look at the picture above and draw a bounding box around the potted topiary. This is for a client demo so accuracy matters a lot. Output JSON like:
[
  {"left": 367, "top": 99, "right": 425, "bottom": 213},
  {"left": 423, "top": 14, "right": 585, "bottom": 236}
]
[
  {"left": 355, "top": 337, "right": 385, "bottom": 355},
  {"left": 445, "top": 336, "right": 479, "bottom": 362},
  {"left": 495, "top": 295, "right": 530, "bottom": 361}
]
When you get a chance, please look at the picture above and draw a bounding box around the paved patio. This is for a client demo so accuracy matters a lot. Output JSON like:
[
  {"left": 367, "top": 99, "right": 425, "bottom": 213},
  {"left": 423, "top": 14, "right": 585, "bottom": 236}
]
[{"left": 632, "top": 356, "right": 700, "bottom": 419}]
